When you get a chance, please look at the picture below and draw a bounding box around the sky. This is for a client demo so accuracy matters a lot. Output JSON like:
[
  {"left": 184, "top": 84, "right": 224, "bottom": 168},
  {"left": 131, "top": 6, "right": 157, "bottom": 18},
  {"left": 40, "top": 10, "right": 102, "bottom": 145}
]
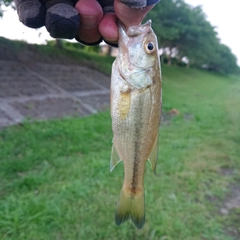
[
  {"left": 185, "top": 0, "right": 240, "bottom": 66},
  {"left": 0, "top": 1, "right": 240, "bottom": 65}
]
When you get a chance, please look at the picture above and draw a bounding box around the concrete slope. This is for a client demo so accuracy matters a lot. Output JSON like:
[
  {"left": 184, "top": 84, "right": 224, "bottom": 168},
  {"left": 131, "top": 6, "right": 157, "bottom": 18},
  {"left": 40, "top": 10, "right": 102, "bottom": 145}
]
[{"left": 0, "top": 60, "right": 110, "bottom": 127}]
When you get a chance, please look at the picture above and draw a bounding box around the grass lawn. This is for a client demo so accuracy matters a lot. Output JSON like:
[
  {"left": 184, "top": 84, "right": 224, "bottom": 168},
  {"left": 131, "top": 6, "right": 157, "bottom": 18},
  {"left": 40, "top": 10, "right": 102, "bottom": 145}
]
[{"left": 0, "top": 65, "right": 240, "bottom": 239}]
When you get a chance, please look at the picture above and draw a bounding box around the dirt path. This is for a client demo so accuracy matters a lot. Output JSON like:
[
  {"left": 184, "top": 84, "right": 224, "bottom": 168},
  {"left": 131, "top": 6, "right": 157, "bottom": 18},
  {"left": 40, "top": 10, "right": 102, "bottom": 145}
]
[{"left": 0, "top": 59, "right": 110, "bottom": 128}]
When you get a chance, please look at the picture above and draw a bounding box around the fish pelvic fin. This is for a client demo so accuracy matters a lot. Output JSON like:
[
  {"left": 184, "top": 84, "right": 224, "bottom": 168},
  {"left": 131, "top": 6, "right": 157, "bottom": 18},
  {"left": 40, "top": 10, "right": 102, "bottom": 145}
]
[
  {"left": 110, "top": 142, "right": 122, "bottom": 172},
  {"left": 148, "top": 134, "right": 158, "bottom": 175},
  {"left": 115, "top": 189, "right": 145, "bottom": 229}
]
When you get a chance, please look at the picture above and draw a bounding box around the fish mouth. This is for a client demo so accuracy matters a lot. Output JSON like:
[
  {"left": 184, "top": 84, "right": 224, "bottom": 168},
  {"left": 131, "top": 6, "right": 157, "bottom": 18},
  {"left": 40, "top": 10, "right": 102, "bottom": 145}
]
[
  {"left": 127, "top": 20, "right": 152, "bottom": 37},
  {"left": 118, "top": 20, "right": 152, "bottom": 39}
]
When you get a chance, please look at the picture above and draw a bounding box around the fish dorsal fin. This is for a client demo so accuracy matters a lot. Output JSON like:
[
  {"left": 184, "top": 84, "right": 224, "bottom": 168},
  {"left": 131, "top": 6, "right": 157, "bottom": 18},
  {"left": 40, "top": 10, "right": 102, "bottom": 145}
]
[
  {"left": 148, "top": 135, "right": 158, "bottom": 175},
  {"left": 110, "top": 141, "right": 122, "bottom": 172}
]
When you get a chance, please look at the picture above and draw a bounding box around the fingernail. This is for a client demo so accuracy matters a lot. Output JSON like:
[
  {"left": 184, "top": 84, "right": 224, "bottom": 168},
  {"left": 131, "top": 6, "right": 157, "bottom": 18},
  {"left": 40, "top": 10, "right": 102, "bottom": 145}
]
[{"left": 81, "top": 16, "right": 98, "bottom": 30}]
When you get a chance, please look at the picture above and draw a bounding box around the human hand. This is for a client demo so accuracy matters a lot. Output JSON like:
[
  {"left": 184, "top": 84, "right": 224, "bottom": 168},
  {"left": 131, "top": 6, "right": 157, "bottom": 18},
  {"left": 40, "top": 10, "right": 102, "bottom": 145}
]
[
  {"left": 14, "top": 0, "right": 156, "bottom": 46},
  {"left": 76, "top": 0, "right": 154, "bottom": 46}
]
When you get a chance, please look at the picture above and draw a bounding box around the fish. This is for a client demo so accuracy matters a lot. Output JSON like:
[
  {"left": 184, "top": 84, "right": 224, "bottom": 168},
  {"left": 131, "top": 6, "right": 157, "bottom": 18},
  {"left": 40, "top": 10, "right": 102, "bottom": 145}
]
[{"left": 110, "top": 20, "right": 162, "bottom": 229}]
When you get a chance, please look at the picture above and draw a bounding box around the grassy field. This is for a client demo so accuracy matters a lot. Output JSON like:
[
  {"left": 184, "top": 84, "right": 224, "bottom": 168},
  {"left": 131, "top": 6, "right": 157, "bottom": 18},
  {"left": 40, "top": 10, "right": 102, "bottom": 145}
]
[
  {"left": 0, "top": 64, "right": 240, "bottom": 239},
  {"left": 0, "top": 37, "right": 114, "bottom": 75}
]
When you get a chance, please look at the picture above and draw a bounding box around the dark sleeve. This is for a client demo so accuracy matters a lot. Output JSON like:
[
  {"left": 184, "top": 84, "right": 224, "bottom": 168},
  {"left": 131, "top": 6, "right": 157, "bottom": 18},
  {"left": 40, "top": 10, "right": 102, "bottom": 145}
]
[
  {"left": 147, "top": 0, "right": 160, "bottom": 5},
  {"left": 98, "top": 0, "right": 160, "bottom": 13}
]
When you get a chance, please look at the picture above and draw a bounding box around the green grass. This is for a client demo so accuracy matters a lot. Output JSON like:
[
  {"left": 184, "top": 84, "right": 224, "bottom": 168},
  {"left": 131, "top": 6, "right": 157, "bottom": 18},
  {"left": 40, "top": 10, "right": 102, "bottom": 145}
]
[
  {"left": 0, "top": 37, "right": 114, "bottom": 75},
  {"left": 33, "top": 42, "right": 114, "bottom": 75},
  {"left": 0, "top": 65, "right": 240, "bottom": 239}
]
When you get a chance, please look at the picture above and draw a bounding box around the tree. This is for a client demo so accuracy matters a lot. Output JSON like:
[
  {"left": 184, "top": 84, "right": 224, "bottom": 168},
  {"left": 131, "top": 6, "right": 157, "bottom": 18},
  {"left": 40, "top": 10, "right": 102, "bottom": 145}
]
[
  {"left": 147, "top": 0, "right": 239, "bottom": 74},
  {"left": 0, "top": 0, "right": 14, "bottom": 17},
  {"left": 0, "top": 0, "right": 13, "bottom": 6},
  {"left": 147, "top": 0, "right": 215, "bottom": 65},
  {"left": 176, "top": 5, "right": 219, "bottom": 67},
  {"left": 206, "top": 44, "right": 239, "bottom": 74},
  {"left": 147, "top": 0, "right": 186, "bottom": 64}
]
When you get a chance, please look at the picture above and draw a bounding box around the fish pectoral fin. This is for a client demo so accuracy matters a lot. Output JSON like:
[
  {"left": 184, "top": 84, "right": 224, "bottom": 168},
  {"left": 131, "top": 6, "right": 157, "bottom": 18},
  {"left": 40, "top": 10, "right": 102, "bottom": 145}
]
[
  {"left": 110, "top": 142, "right": 122, "bottom": 172},
  {"left": 148, "top": 135, "right": 158, "bottom": 175}
]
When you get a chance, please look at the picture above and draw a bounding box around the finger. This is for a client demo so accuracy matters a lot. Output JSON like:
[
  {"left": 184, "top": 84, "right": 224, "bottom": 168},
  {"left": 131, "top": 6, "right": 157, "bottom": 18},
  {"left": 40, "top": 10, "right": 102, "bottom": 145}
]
[
  {"left": 75, "top": 0, "right": 103, "bottom": 44},
  {"left": 45, "top": 1, "right": 80, "bottom": 39},
  {"left": 98, "top": 13, "right": 118, "bottom": 45},
  {"left": 114, "top": 0, "right": 154, "bottom": 29},
  {"left": 14, "top": 0, "right": 46, "bottom": 28}
]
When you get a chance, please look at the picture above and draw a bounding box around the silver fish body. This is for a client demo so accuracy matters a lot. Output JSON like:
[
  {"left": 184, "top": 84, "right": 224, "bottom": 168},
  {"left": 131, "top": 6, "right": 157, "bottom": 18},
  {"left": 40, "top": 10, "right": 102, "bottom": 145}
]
[{"left": 110, "top": 20, "right": 162, "bottom": 229}]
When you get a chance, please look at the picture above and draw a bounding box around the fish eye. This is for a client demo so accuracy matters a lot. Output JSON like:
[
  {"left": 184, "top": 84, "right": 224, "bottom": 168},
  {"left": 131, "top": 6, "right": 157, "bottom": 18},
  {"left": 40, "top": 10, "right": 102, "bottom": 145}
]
[
  {"left": 148, "top": 42, "right": 154, "bottom": 50},
  {"left": 145, "top": 41, "right": 156, "bottom": 54}
]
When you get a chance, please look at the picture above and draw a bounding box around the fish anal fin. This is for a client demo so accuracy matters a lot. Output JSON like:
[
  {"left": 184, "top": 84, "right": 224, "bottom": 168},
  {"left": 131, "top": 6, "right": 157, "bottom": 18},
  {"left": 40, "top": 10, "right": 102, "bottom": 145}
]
[
  {"left": 148, "top": 135, "right": 158, "bottom": 175},
  {"left": 110, "top": 142, "right": 122, "bottom": 172}
]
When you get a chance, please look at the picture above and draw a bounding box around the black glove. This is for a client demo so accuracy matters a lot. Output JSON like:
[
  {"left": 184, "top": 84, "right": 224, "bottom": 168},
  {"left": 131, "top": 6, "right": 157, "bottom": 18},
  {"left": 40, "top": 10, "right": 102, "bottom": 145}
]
[
  {"left": 14, "top": 0, "right": 80, "bottom": 39},
  {"left": 14, "top": 0, "right": 159, "bottom": 44}
]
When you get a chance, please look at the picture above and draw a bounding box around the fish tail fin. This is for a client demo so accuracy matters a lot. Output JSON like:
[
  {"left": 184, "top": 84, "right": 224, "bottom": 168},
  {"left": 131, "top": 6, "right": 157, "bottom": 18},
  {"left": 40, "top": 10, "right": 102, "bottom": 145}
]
[{"left": 115, "top": 188, "right": 145, "bottom": 229}]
